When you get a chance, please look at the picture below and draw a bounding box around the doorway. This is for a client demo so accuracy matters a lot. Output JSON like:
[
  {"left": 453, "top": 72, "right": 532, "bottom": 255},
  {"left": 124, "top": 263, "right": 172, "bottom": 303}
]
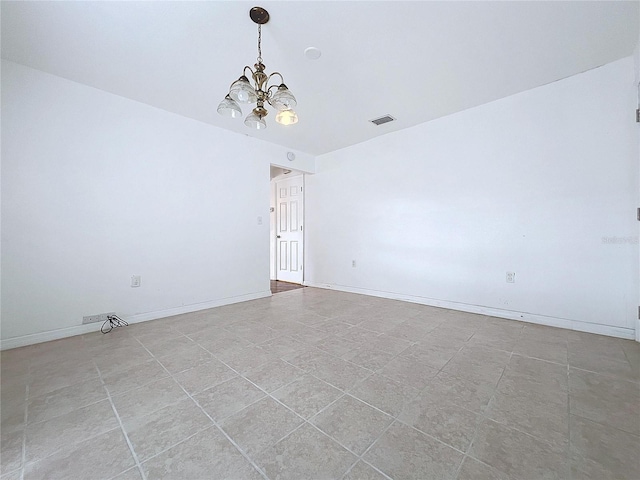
[{"left": 270, "top": 167, "right": 304, "bottom": 287}]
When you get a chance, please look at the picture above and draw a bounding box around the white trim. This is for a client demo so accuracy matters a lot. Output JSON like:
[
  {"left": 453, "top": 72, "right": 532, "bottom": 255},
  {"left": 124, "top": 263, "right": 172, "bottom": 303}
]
[
  {"left": 636, "top": 319, "right": 640, "bottom": 343},
  {"left": 0, "top": 290, "right": 272, "bottom": 350},
  {"left": 304, "top": 282, "right": 636, "bottom": 340}
]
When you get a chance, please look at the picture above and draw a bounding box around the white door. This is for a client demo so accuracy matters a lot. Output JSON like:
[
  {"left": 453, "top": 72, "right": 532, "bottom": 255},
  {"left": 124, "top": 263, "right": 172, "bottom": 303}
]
[{"left": 276, "top": 175, "right": 304, "bottom": 284}]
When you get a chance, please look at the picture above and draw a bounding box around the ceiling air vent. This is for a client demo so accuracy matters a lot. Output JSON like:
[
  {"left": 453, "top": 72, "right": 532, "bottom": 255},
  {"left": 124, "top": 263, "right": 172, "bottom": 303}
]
[{"left": 369, "top": 115, "right": 396, "bottom": 126}]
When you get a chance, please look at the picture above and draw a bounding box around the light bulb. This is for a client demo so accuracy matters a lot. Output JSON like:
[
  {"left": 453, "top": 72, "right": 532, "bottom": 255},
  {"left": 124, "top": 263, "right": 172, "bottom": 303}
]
[
  {"left": 229, "top": 76, "right": 257, "bottom": 104},
  {"left": 275, "top": 109, "right": 298, "bottom": 126}
]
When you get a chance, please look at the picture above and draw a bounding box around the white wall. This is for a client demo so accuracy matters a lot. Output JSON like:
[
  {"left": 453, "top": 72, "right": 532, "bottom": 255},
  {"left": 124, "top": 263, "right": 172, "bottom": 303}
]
[
  {"left": 306, "top": 56, "right": 639, "bottom": 339},
  {"left": 1, "top": 60, "right": 314, "bottom": 348}
]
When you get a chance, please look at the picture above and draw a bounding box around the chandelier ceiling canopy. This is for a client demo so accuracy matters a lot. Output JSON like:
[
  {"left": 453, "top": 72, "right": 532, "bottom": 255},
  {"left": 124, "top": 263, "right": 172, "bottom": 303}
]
[{"left": 217, "top": 6, "right": 298, "bottom": 130}]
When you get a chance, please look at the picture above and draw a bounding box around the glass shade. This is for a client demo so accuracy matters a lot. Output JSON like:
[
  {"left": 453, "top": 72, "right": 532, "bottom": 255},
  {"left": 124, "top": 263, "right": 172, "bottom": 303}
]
[
  {"left": 216, "top": 95, "right": 242, "bottom": 118},
  {"left": 275, "top": 109, "right": 298, "bottom": 126},
  {"left": 229, "top": 76, "right": 257, "bottom": 104},
  {"left": 244, "top": 111, "right": 267, "bottom": 130},
  {"left": 270, "top": 84, "right": 297, "bottom": 111}
]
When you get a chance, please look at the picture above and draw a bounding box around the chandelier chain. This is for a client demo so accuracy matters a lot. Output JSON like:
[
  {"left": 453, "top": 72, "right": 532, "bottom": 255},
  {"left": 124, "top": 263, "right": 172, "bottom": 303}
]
[{"left": 257, "top": 25, "right": 263, "bottom": 64}]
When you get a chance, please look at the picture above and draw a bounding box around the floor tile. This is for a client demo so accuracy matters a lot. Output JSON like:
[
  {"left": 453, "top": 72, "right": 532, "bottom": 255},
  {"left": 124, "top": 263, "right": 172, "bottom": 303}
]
[
  {"left": 220, "top": 396, "right": 304, "bottom": 456},
  {"left": 466, "top": 323, "right": 522, "bottom": 352},
  {"left": 225, "top": 322, "right": 277, "bottom": 345},
  {"left": 141, "top": 426, "right": 262, "bottom": 480},
  {"left": 255, "top": 423, "right": 356, "bottom": 480},
  {"left": 311, "top": 395, "right": 393, "bottom": 455},
  {"left": 25, "top": 400, "right": 118, "bottom": 462},
  {"left": 378, "top": 355, "right": 438, "bottom": 390},
  {"left": 29, "top": 359, "right": 100, "bottom": 398},
  {"left": 257, "top": 336, "right": 308, "bottom": 358},
  {"left": 111, "top": 467, "right": 143, "bottom": 480},
  {"left": 312, "top": 318, "right": 355, "bottom": 336},
  {"left": 138, "top": 335, "right": 194, "bottom": 358},
  {"left": 1, "top": 429, "right": 23, "bottom": 473},
  {"left": 469, "top": 419, "right": 569, "bottom": 479},
  {"left": 502, "top": 354, "right": 568, "bottom": 392},
  {"left": 101, "top": 359, "right": 169, "bottom": 396},
  {"left": 485, "top": 388, "right": 568, "bottom": 450},
  {"left": 456, "top": 456, "right": 511, "bottom": 480},
  {"left": 342, "top": 346, "right": 395, "bottom": 371},
  {"left": 426, "top": 371, "right": 495, "bottom": 414},
  {"left": 386, "top": 322, "right": 435, "bottom": 343},
  {"left": 173, "top": 358, "right": 236, "bottom": 395},
  {"left": 315, "top": 335, "right": 361, "bottom": 357},
  {"left": 23, "top": 428, "right": 135, "bottom": 480},
  {"left": 513, "top": 335, "right": 568, "bottom": 365},
  {"left": 195, "top": 331, "right": 251, "bottom": 357},
  {"left": 1, "top": 388, "right": 26, "bottom": 435},
  {"left": 0, "top": 470, "right": 22, "bottom": 480},
  {"left": 124, "top": 398, "right": 211, "bottom": 461},
  {"left": 156, "top": 344, "right": 213, "bottom": 374},
  {"left": 442, "top": 345, "right": 510, "bottom": 386},
  {"left": 366, "top": 334, "right": 413, "bottom": 355},
  {"left": 348, "top": 373, "right": 420, "bottom": 417},
  {"left": 216, "top": 345, "right": 279, "bottom": 374},
  {"left": 243, "top": 359, "right": 304, "bottom": 393},
  {"left": 363, "top": 421, "right": 463, "bottom": 480},
  {"left": 569, "top": 349, "right": 639, "bottom": 383},
  {"left": 92, "top": 344, "right": 154, "bottom": 378},
  {"left": 194, "top": 376, "right": 265, "bottom": 422},
  {"left": 337, "top": 327, "right": 381, "bottom": 345},
  {"left": 569, "top": 367, "right": 640, "bottom": 435},
  {"left": 570, "top": 415, "right": 640, "bottom": 480},
  {"left": 400, "top": 343, "right": 461, "bottom": 370},
  {"left": 398, "top": 390, "right": 480, "bottom": 452},
  {"left": 27, "top": 378, "right": 107, "bottom": 425},
  {"left": 312, "top": 356, "right": 373, "bottom": 391},
  {"left": 271, "top": 374, "right": 343, "bottom": 419},
  {"left": 110, "top": 377, "right": 188, "bottom": 423},
  {"left": 343, "top": 461, "right": 390, "bottom": 480}
]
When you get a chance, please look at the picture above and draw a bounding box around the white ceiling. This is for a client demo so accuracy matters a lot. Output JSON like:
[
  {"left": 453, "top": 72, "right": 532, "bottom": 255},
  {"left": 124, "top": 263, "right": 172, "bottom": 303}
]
[{"left": 2, "top": 1, "right": 638, "bottom": 156}]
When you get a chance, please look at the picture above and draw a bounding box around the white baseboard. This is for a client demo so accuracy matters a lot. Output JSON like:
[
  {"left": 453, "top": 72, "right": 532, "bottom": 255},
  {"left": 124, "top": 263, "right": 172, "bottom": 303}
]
[
  {"left": 304, "top": 282, "right": 636, "bottom": 340},
  {"left": 636, "top": 319, "right": 640, "bottom": 343},
  {"left": 0, "top": 290, "right": 272, "bottom": 351}
]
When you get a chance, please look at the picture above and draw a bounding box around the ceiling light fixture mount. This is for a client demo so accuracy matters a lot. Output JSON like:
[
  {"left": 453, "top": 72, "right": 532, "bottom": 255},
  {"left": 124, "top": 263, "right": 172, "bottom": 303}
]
[{"left": 217, "top": 6, "right": 298, "bottom": 129}]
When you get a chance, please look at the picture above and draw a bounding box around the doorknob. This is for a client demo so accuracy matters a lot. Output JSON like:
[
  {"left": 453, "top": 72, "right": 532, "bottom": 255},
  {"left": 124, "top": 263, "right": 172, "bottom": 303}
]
[{"left": 276, "top": 235, "right": 281, "bottom": 238}]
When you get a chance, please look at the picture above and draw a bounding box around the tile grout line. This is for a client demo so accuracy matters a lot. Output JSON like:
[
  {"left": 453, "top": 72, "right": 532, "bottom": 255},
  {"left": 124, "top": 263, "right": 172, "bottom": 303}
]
[
  {"left": 567, "top": 335, "right": 574, "bottom": 480},
  {"left": 457, "top": 348, "right": 514, "bottom": 480},
  {"left": 19, "top": 383, "right": 29, "bottom": 480},
  {"left": 93, "top": 358, "right": 148, "bottom": 480}
]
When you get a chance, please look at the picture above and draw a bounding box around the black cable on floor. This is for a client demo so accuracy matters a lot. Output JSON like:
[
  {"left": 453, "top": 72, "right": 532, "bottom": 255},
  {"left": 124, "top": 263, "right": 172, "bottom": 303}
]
[{"left": 101, "top": 314, "right": 128, "bottom": 334}]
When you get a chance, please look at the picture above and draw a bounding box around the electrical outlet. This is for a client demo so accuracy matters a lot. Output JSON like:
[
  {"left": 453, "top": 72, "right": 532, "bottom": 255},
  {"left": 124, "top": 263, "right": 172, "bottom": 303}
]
[
  {"left": 131, "top": 275, "right": 141, "bottom": 287},
  {"left": 82, "top": 312, "right": 116, "bottom": 325},
  {"left": 506, "top": 272, "right": 516, "bottom": 283},
  {"left": 352, "top": 260, "right": 357, "bottom": 267}
]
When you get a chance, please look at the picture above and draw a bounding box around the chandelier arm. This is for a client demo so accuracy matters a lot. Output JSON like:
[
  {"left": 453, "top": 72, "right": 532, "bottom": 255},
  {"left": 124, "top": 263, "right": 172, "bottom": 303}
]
[
  {"left": 243, "top": 65, "right": 255, "bottom": 78},
  {"left": 266, "top": 72, "right": 284, "bottom": 86}
]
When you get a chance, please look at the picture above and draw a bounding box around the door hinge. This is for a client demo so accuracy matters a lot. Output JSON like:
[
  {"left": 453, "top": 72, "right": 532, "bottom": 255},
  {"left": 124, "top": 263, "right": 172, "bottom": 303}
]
[
  {"left": 300, "top": 225, "right": 303, "bottom": 231},
  {"left": 638, "top": 306, "right": 640, "bottom": 320},
  {"left": 637, "top": 208, "right": 640, "bottom": 221},
  {"left": 636, "top": 109, "right": 640, "bottom": 123}
]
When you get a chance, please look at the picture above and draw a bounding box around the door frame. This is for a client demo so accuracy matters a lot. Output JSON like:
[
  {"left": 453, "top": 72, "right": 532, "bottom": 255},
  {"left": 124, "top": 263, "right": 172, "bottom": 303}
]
[{"left": 270, "top": 170, "right": 305, "bottom": 284}]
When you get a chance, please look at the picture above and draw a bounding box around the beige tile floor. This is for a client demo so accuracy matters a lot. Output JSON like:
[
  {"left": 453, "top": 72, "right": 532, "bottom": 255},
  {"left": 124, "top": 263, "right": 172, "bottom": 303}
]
[{"left": 1, "top": 287, "right": 639, "bottom": 479}]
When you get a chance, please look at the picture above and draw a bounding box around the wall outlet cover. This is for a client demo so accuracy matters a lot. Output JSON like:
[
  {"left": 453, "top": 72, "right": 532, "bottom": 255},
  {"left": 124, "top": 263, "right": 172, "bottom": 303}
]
[{"left": 82, "top": 312, "right": 116, "bottom": 325}]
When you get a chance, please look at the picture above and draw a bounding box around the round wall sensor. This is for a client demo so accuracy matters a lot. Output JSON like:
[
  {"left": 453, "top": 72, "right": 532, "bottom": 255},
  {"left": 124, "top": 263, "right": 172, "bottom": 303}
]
[
  {"left": 287, "top": 152, "right": 296, "bottom": 161},
  {"left": 304, "top": 47, "right": 322, "bottom": 60}
]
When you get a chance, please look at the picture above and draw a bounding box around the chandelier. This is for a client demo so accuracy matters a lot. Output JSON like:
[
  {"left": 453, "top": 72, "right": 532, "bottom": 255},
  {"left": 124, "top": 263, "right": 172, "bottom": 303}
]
[{"left": 217, "top": 6, "right": 298, "bottom": 130}]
